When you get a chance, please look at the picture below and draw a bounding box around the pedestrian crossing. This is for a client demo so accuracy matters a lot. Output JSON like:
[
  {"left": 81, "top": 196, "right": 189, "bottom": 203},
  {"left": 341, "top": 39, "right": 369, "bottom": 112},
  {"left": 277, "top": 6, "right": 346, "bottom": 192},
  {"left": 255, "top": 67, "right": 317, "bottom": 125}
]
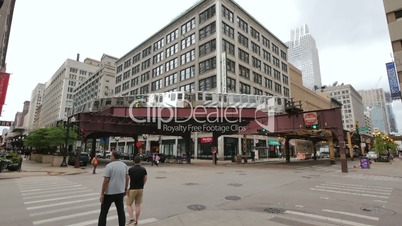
[{"left": 16, "top": 176, "right": 157, "bottom": 226}]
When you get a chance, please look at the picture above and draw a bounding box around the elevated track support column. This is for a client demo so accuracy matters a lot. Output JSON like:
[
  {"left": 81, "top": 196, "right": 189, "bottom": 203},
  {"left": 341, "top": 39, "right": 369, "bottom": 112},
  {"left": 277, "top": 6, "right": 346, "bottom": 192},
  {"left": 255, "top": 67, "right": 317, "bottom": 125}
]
[{"left": 284, "top": 136, "right": 290, "bottom": 163}]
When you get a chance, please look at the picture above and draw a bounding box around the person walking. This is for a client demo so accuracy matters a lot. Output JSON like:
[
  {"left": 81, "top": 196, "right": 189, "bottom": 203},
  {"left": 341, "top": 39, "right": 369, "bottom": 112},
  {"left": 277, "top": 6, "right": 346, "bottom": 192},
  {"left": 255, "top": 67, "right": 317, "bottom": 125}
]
[
  {"left": 91, "top": 155, "right": 98, "bottom": 174},
  {"left": 98, "top": 151, "right": 129, "bottom": 226},
  {"left": 126, "top": 156, "right": 147, "bottom": 226}
]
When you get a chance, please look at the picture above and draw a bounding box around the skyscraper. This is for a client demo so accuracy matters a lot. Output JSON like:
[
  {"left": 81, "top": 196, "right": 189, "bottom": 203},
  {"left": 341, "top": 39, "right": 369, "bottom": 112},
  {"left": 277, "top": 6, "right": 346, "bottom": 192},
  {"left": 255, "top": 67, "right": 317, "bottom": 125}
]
[
  {"left": 0, "top": 0, "right": 16, "bottom": 72},
  {"left": 286, "top": 24, "right": 322, "bottom": 91}
]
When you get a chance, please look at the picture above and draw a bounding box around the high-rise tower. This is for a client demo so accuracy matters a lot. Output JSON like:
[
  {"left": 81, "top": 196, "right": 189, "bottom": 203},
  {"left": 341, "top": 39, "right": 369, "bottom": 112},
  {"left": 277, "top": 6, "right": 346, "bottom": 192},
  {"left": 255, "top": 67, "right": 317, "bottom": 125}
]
[{"left": 286, "top": 24, "right": 322, "bottom": 91}]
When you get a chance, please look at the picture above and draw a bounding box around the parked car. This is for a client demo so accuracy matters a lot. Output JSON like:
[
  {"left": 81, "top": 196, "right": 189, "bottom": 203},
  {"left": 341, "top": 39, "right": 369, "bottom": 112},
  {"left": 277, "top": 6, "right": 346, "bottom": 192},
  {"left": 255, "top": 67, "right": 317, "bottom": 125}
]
[
  {"left": 68, "top": 152, "right": 90, "bottom": 166},
  {"left": 366, "top": 151, "right": 378, "bottom": 160},
  {"left": 96, "top": 151, "right": 111, "bottom": 159}
]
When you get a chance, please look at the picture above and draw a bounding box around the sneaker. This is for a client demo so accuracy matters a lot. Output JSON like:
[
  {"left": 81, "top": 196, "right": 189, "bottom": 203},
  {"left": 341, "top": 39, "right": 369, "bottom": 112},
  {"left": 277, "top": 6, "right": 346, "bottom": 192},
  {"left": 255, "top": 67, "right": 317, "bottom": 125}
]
[{"left": 126, "top": 219, "right": 136, "bottom": 226}]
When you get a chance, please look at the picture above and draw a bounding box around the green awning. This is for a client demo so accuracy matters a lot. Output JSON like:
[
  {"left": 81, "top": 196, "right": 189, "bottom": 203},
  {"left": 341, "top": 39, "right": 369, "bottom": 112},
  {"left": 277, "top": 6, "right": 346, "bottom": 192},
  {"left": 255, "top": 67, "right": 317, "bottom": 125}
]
[{"left": 268, "top": 140, "right": 280, "bottom": 146}]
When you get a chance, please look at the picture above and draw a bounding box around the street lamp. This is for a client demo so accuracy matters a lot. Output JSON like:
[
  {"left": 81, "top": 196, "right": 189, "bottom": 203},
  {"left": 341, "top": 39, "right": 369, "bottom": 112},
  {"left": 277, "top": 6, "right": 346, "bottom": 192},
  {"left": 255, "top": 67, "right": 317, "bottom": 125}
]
[
  {"left": 115, "top": 137, "right": 120, "bottom": 152},
  {"left": 61, "top": 116, "right": 76, "bottom": 167}
]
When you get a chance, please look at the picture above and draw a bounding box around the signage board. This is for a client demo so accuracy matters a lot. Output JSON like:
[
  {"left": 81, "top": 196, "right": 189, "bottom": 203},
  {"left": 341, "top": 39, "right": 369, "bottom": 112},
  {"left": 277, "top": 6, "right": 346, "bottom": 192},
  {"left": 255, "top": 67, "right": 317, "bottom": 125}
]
[{"left": 303, "top": 112, "right": 318, "bottom": 125}]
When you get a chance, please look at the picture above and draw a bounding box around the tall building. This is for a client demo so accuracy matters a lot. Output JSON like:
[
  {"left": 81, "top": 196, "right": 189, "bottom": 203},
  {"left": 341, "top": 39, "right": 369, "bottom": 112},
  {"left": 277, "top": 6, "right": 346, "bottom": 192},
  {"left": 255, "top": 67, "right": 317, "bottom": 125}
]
[
  {"left": 383, "top": 0, "right": 402, "bottom": 100},
  {"left": 286, "top": 24, "right": 322, "bottom": 91},
  {"left": 385, "top": 91, "right": 398, "bottom": 133},
  {"left": 39, "top": 58, "right": 100, "bottom": 127},
  {"left": 112, "top": 0, "right": 291, "bottom": 159},
  {"left": 0, "top": 0, "right": 16, "bottom": 72},
  {"left": 358, "top": 88, "right": 391, "bottom": 134},
  {"left": 73, "top": 54, "right": 117, "bottom": 109},
  {"left": 318, "top": 84, "right": 366, "bottom": 131},
  {"left": 25, "top": 83, "right": 45, "bottom": 131}
]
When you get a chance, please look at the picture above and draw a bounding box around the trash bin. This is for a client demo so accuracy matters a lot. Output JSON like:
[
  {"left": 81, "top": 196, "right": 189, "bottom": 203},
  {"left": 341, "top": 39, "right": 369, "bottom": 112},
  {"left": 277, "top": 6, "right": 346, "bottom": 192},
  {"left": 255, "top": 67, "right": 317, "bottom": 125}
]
[{"left": 360, "top": 157, "right": 370, "bottom": 169}]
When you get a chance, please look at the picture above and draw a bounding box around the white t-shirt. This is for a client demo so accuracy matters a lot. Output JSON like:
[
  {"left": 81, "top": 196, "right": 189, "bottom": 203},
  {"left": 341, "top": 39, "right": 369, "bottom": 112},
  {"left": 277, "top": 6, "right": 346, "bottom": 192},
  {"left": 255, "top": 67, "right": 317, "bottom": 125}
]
[{"left": 104, "top": 160, "right": 128, "bottom": 195}]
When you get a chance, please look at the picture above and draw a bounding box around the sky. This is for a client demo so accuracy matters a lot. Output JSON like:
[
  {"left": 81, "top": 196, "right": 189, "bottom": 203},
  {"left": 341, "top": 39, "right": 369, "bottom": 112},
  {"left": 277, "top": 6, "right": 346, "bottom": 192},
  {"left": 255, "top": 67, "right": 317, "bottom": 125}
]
[{"left": 3, "top": 0, "right": 402, "bottom": 133}]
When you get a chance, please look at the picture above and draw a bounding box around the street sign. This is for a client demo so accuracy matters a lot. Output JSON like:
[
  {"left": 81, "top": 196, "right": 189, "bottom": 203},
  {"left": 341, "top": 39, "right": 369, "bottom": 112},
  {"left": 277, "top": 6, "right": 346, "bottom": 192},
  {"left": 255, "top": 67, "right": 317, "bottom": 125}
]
[
  {"left": 358, "top": 127, "right": 369, "bottom": 131},
  {"left": 0, "top": 120, "right": 12, "bottom": 126},
  {"left": 303, "top": 112, "right": 318, "bottom": 125}
]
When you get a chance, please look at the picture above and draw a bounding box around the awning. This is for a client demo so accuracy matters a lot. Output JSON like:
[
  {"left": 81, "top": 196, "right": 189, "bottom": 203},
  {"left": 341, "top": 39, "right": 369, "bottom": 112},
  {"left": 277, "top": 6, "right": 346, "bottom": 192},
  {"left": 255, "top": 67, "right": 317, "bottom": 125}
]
[{"left": 268, "top": 140, "right": 280, "bottom": 146}]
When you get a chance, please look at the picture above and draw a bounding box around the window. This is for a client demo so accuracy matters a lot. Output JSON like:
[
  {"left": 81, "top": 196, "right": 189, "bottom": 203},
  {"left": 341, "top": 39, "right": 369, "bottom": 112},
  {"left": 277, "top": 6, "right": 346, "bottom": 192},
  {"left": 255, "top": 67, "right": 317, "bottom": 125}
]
[
  {"left": 140, "top": 72, "right": 150, "bottom": 82},
  {"left": 239, "top": 64, "right": 250, "bottom": 79},
  {"left": 151, "top": 79, "right": 163, "bottom": 91},
  {"left": 274, "top": 83, "right": 282, "bottom": 93},
  {"left": 272, "top": 56, "right": 280, "bottom": 68},
  {"left": 181, "top": 49, "right": 195, "bottom": 65},
  {"left": 152, "top": 65, "right": 164, "bottom": 78},
  {"left": 130, "top": 89, "right": 138, "bottom": 95},
  {"left": 142, "top": 46, "right": 151, "bottom": 58},
  {"left": 180, "top": 66, "right": 195, "bottom": 81},
  {"left": 199, "top": 5, "right": 216, "bottom": 24},
  {"left": 222, "top": 39, "right": 235, "bottom": 55},
  {"left": 131, "top": 65, "right": 140, "bottom": 75},
  {"left": 199, "top": 22, "right": 216, "bottom": 40},
  {"left": 222, "top": 5, "right": 234, "bottom": 22},
  {"left": 222, "top": 22, "right": 234, "bottom": 39},
  {"left": 282, "top": 74, "right": 289, "bottom": 85},
  {"left": 265, "top": 78, "right": 272, "bottom": 89},
  {"left": 166, "top": 29, "right": 179, "bottom": 44},
  {"left": 226, "top": 59, "right": 235, "bottom": 73},
  {"left": 239, "top": 82, "right": 250, "bottom": 94},
  {"left": 227, "top": 77, "right": 236, "bottom": 91},
  {"left": 140, "top": 84, "right": 149, "bottom": 94},
  {"left": 153, "top": 38, "right": 164, "bottom": 51},
  {"left": 181, "top": 33, "right": 195, "bottom": 50},
  {"left": 153, "top": 51, "right": 164, "bottom": 64},
  {"left": 133, "top": 53, "right": 141, "bottom": 64},
  {"left": 115, "top": 85, "right": 121, "bottom": 94},
  {"left": 395, "top": 9, "right": 402, "bottom": 20},
  {"left": 123, "top": 70, "right": 130, "bottom": 80},
  {"left": 181, "top": 18, "right": 195, "bottom": 34},
  {"left": 263, "top": 50, "right": 271, "bottom": 62},
  {"left": 237, "top": 17, "right": 248, "bottom": 33},
  {"left": 238, "top": 48, "right": 249, "bottom": 63},
  {"left": 274, "top": 69, "right": 281, "bottom": 80},
  {"left": 252, "top": 57, "right": 261, "bottom": 70},
  {"left": 272, "top": 43, "right": 279, "bottom": 55},
  {"left": 199, "top": 75, "right": 217, "bottom": 91},
  {"left": 165, "top": 58, "right": 178, "bottom": 72},
  {"left": 254, "top": 88, "right": 263, "bottom": 95},
  {"left": 165, "top": 73, "right": 178, "bottom": 87},
  {"left": 131, "top": 77, "right": 139, "bottom": 87},
  {"left": 199, "top": 57, "right": 216, "bottom": 74},
  {"left": 253, "top": 72, "right": 262, "bottom": 85},
  {"left": 250, "top": 27, "right": 260, "bottom": 41},
  {"left": 251, "top": 42, "right": 260, "bottom": 55},
  {"left": 141, "top": 59, "right": 150, "bottom": 70},
  {"left": 280, "top": 50, "right": 287, "bottom": 61},
  {"left": 166, "top": 43, "right": 179, "bottom": 58},
  {"left": 199, "top": 39, "right": 216, "bottom": 57},
  {"left": 116, "top": 75, "right": 122, "bottom": 84},
  {"left": 124, "top": 59, "right": 131, "bottom": 69},
  {"left": 281, "top": 62, "right": 288, "bottom": 73},
  {"left": 180, "top": 83, "right": 195, "bottom": 92},
  {"left": 238, "top": 33, "right": 248, "bottom": 48},
  {"left": 262, "top": 36, "right": 270, "bottom": 48},
  {"left": 122, "top": 81, "right": 130, "bottom": 91}
]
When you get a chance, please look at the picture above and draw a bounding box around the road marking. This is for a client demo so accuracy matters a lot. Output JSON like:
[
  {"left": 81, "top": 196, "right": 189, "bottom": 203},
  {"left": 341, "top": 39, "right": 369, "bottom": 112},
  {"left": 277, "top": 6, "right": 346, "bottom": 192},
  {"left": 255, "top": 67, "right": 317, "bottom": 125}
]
[
  {"left": 21, "top": 184, "right": 83, "bottom": 193},
  {"left": 309, "top": 188, "right": 389, "bottom": 199},
  {"left": 25, "top": 193, "right": 97, "bottom": 204},
  {"left": 285, "top": 210, "right": 373, "bottom": 226},
  {"left": 322, "top": 209, "right": 379, "bottom": 221},
  {"left": 23, "top": 189, "right": 93, "bottom": 200},
  {"left": 33, "top": 208, "right": 107, "bottom": 225},
  {"left": 373, "top": 200, "right": 388, "bottom": 203},
  {"left": 20, "top": 182, "right": 75, "bottom": 190},
  {"left": 26, "top": 197, "right": 98, "bottom": 210},
  {"left": 321, "top": 183, "right": 392, "bottom": 192},
  {"left": 315, "top": 185, "right": 391, "bottom": 195},
  {"left": 30, "top": 203, "right": 97, "bottom": 217},
  {"left": 67, "top": 217, "right": 158, "bottom": 226},
  {"left": 21, "top": 187, "right": 88, "bottom": 196},
  {"left": 325, "top": 182, "right": 393, "bottom": 190}
]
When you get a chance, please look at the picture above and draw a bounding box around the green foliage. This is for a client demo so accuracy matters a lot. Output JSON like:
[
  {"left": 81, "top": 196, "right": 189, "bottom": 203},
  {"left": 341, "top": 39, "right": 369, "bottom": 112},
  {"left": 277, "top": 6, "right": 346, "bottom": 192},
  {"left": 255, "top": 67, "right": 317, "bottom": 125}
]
[
  {"left": 24, "top": 126, "right": 78, "bottom": 151},
  {"left": 372, "top": 135, "right": 398, "bottom": 156}
]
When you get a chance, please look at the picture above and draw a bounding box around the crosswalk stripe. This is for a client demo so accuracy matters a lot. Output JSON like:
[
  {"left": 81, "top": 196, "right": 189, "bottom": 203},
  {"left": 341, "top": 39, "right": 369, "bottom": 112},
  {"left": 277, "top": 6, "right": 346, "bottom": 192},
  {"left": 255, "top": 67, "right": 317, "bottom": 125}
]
[
  {"left": 20, "top": 182, "right": 74, "bottom": 190},
  {"left": 321, "top": 183, "right": 392, "bottom": 192},
  {"left": 315, "top": 185, "right": 391, "bottom": 195},
  {"left": 285, "top": 210, "right": 373, "bottom": 226},
  {"left": 310, "top": 188, "right": 389, "bottom": 199},
  {"left": 67, "top": 217, "right": 158, "bottom": 226},
  {"left": 27, "top": 197, "right": 98, "bottom": 210},
  {"left": 22, "top": 187, "right": 89, "bottom": 196},
  {"left": 325, "top": 182, "right": 393, "bottom": 190},
  {"left": 23, "top": 189, "right": 93, "bottom": 200},
  {"left": 21, "top": 184, "right": 83, "bottom": 193},
  {"left": 30, "top": 203, "right": 97, "bottom": 217},
  {"left": 33, "top": 208, "right": 104, "bottom": 225},
  {"left": 25, "top": 193, "right": 97, "bottom": 204},
  {"left": 321, "top": 209, "right": 379, "bottom": 221}
]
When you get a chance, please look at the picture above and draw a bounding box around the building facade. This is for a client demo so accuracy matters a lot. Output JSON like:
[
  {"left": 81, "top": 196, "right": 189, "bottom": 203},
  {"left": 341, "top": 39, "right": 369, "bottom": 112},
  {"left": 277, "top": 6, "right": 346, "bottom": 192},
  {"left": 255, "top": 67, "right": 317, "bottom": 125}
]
[
  {"left": 73, "top": 54, "right": 117, "bottom": 109},
  {"left": 25, "top": 83, "right": 45, "bottom": 131},
  {"left": 0, "top": 0, "right": 16, "bottom": 72},
  {"left": 39, "top": 58, "right": 100, "bottom": 127},
  {"left": 112, "top": 0, "right": 291, "bottom": 159},
  {"left": 286, "top": 24, "right": 322, "bottom": 91},
  {"left": 383, "top": 0, "right": 402, "bottom": 99},
  {"left": 358, "top": 88, "right": 391, "bottom": 134},
  {"left": 385, "top": 91, "right": 398, "bottom": 133},
  {"left": 289, "top": 64, "right": 331, "bottom": 111},
  {"left": 318, "top": 84, "right": 366, "bottom": 131}
]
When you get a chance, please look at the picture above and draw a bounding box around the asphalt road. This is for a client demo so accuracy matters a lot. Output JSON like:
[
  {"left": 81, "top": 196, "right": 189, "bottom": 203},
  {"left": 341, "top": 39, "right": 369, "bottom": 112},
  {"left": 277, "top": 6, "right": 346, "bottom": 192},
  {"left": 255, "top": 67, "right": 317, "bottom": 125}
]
[{"left": 1, "top": 159, "right": 401, "bottom": 226}]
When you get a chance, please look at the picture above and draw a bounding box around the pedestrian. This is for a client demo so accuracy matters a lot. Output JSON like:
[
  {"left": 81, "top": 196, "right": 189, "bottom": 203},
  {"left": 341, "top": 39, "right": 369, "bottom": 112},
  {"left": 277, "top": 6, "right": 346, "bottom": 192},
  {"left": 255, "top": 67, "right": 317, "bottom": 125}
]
[
  {"left": 98, "top": 151, "right": 129, "bottom": 226},
  {"left": 151, "top": 153, "right": 159, "bottom": 166},
  {"left": 251, "top": 150, "right": 255, "bottom": 161},
  {"left": 91, "top": 156, "right": 98, "bottom": 174},
  {"left": 126, "top": 156, "right": 147, "bottom": 226}
]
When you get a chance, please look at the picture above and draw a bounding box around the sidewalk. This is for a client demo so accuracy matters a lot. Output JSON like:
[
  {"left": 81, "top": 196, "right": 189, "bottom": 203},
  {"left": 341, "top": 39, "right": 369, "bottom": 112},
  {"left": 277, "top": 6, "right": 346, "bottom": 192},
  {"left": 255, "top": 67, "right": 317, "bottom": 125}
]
[{"left": 0, "top": 158, "right": 87, "bottom": 179}]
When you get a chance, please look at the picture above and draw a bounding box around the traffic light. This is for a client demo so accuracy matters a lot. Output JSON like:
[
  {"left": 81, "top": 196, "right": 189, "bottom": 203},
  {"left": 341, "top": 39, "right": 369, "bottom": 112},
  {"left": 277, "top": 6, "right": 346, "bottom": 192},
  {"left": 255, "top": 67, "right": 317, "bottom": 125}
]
[
  {"left": 80, "top": 129, "right": 85, "bottom": 139},
  {"left": 258, "top": 128, "right": 267, "bottom": 134},
  {"left": 306, "top": 124, "right": 319, "bottom": 130},
  {"left": 311, "top": 124, "right": 319, "bottom": 130}
]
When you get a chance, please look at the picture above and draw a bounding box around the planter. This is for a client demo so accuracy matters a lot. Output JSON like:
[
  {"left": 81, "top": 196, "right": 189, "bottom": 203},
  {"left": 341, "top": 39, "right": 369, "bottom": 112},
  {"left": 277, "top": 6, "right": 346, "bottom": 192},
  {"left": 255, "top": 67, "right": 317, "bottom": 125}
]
[
  {"left": 36, "top": 154, "right": 43, "bottom": 163},
  {"left": 7, "top": 163, "right": 20, "bottom": 171},
  {"left": 30, "top": 153, "right": 39, "bottom": 161},
  {"left": 42, "top": 155, "right": 53, "bottom": 164},
  {"left": 51, "top": 155, "right": 64, "bottom": 167}
]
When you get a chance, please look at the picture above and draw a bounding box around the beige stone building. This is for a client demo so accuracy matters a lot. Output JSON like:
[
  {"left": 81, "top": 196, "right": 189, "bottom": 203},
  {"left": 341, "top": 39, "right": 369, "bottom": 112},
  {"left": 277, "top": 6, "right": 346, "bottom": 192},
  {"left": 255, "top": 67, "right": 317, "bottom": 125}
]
[{"left": 289, "top": 64, "right": 331, "bottom": 111}]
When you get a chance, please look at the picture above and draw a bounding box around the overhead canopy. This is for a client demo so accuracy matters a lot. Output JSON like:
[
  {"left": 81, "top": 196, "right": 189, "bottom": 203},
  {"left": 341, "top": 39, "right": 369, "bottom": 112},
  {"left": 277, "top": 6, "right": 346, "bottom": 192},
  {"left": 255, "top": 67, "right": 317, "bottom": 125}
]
[{"left": 268, "top": 140, "right": 280, "bottom": 146}]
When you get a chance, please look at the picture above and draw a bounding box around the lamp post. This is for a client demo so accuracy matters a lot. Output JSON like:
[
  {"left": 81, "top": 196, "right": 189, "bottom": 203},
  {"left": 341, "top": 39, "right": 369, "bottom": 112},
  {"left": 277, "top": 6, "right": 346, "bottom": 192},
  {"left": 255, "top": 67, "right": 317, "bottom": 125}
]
[
  {"left": 61, "top": 116, "right": 76, "bottom": 167},
  {"left": 115, "top": 137, "right": 120, "bottom": 152}
]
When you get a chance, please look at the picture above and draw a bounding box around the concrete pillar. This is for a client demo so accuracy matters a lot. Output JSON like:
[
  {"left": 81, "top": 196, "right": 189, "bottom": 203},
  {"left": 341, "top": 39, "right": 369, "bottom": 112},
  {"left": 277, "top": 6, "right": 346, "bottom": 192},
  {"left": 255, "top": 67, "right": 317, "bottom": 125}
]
[{"left": 194, "top": 132, "right": 198, "bottom": 159}]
